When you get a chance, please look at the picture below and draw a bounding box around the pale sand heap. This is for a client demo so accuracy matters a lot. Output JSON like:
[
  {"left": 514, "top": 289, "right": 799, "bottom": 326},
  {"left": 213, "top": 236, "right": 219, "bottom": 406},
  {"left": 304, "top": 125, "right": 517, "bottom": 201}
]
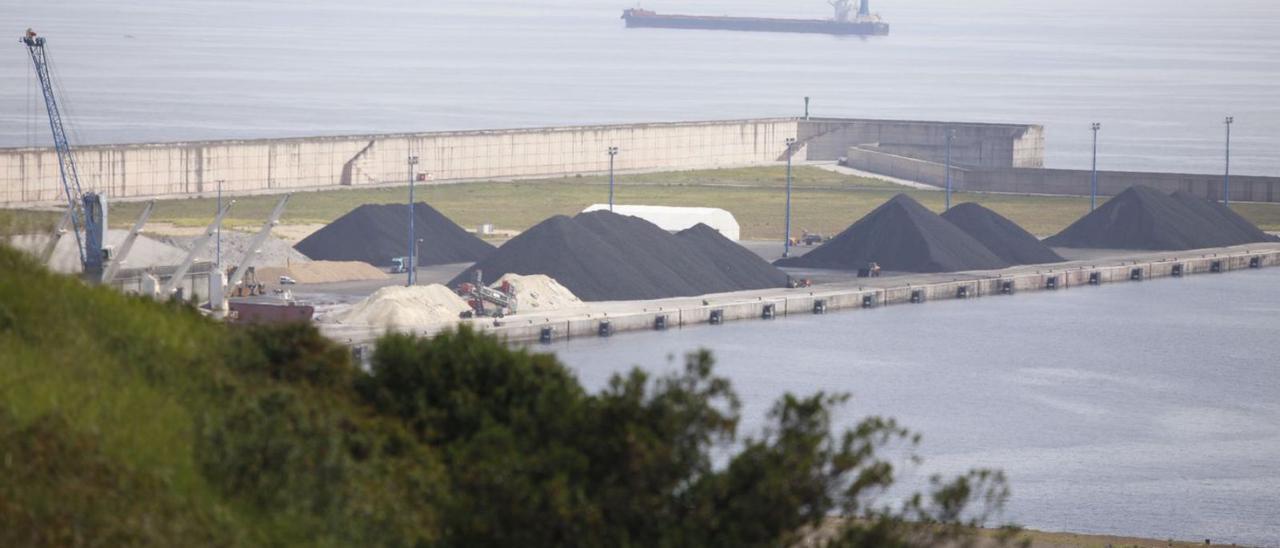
[
  {"left": 341, "top": 285, "right": 471, "bottom": 329},
  {"left": 493, "top": 273, "right": 582, "bottom": 312},
  {"left": 258, "top": 261, "right": 388, "bottom": 284}
]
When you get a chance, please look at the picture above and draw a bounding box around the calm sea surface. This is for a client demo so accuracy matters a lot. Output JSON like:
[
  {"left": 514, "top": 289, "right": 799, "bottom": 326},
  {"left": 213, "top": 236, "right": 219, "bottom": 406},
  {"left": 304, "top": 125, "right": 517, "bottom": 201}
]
[
  {"left": 548, "top": 269, "right": 1280, "bottom": 545},
  {"left": 3, "top": 0, "right": 1279, "bottom": 174}
]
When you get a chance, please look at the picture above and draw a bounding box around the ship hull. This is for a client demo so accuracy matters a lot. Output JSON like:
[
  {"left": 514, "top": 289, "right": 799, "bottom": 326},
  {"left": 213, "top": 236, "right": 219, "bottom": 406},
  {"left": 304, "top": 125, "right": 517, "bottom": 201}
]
[{"left": 621, "top": 11, "right": 889, "bottom": 36}]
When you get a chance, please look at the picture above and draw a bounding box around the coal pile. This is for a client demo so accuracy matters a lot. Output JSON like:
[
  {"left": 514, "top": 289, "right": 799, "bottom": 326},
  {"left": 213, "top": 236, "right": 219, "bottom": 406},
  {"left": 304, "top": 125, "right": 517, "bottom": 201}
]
[
  {"left": 676, "top": 223, "right": 791, "bottom": 289},
  {"left": 775, "top": 194, "right": 1009, "bottom": 273},
  {"left": 449, "top": 211, "right": 788, "bottom": 302},
  {"left": 1170, "top": 191, "right": 1278, "bottom": 244},
  {"left": 1045, "top": 186, "right": 1259, "bottom": 250},
  {"left": 294, "top": 203, "right": 493, "bottom": 267},
  {"left": 942, "top": 203, "right": 1065, "bottom": 265}
]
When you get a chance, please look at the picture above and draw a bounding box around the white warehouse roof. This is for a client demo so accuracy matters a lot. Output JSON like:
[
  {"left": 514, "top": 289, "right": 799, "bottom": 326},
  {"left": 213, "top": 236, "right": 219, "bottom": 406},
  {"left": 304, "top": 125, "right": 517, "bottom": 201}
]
[{"left": 581, "top": 204, "right": 741, "bottom": 241}]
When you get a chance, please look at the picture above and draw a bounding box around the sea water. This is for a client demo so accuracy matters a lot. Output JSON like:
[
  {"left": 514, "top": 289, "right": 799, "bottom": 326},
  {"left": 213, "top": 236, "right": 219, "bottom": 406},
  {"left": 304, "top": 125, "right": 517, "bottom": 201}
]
[{"left": 548, "top": 269, "right": 1280, "bottom": 544}]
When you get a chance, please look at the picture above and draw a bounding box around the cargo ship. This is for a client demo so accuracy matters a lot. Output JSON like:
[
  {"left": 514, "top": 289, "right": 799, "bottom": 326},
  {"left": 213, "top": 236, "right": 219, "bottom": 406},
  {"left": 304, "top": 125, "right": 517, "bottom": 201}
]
[{"left": 621, "top": 0, "right": 889, "bottom": 36}]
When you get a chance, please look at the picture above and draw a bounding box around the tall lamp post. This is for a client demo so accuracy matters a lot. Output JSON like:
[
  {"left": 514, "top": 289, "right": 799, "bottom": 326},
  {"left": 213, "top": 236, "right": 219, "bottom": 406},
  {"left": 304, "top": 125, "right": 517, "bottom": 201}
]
[
  {"left": 407, "top": 155, "right": 419, "bottom": 286},
  {"left": 216, "top": 179, "right": 224, "bottom": 267},
  {"left": 1223, "top": 116, "right": 1234, "bottom": 205},
  {"left": 607, "top": 146, "right": 618, "bottom": 211},
  {"left": 944, "top": 129, "right": 955, "bottom": 211},
  {"left": 783, "top": 137, "right": 796, "bottom": 258},
  {"left": 804, "top": 96, "right": 810, "bottom": 120},
  {"left": 1090, "top": 123, "right": 1101, "bottom": 211}
]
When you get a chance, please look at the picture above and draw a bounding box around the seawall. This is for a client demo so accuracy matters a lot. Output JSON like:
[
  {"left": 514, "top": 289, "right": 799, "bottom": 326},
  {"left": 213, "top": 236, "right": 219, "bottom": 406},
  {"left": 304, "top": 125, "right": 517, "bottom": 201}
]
[
  {"left": 844, "top": 146, "right": 1280, "bottom": 203},
  {"left": 1, "top": 117, "right": 1042, "bottom": 206}
]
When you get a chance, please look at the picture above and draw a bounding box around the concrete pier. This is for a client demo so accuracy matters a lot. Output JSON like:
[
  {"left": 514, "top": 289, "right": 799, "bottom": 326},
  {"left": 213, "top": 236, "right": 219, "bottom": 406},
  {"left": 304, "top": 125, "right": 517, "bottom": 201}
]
[{"left": 322, "top": 243, "right": 1280, "bottom": 347}]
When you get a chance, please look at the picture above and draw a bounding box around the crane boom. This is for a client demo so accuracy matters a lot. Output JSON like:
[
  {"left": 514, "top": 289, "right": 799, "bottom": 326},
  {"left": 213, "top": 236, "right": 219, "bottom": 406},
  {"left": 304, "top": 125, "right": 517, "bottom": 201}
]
[{"left": 21, "top": 28, "right": 107, "bottom": 281}]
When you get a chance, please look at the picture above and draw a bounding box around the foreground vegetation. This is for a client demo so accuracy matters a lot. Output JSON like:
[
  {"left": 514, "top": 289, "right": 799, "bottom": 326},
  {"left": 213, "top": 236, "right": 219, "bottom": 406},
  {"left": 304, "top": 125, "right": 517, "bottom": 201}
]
[
  {"left": 0, "top": 244, "right": 1028, "bottom": 546},
  {"left": 89, "top": 165, "right": 1280, "bottom": 238}
]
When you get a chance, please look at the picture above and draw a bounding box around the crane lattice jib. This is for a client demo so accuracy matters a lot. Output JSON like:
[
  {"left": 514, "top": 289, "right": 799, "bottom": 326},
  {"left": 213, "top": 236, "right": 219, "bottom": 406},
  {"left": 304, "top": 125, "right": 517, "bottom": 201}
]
[{"left": 22, "top": 33, "right": 90, "bottom": 267}]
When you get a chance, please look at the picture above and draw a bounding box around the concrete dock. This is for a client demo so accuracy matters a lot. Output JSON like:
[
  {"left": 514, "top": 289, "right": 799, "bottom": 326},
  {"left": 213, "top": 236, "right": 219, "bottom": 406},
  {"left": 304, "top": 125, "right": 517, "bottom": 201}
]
[{"left": 320, "top": 243, "right": 1280, "bottom": 347}]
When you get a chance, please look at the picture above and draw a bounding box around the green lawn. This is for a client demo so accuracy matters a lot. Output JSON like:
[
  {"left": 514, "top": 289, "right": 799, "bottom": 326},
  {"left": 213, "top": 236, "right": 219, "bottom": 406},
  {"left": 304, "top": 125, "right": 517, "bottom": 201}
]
[{"left": 16, "top": 165, "right": 1280, "bottom": 239}]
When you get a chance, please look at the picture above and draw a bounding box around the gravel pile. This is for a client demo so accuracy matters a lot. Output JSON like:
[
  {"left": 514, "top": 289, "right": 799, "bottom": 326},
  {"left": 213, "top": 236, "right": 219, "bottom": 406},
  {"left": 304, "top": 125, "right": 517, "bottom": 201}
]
[
  {"left": 295, "top": 202, "right": 493, "bottom": 267},
  {"left": 776, "top": 194, "right": 1009, "bottom": 273},
  {"left": 1045, "top": 186, "right": 1268, "bottom": 250},
  {"left": 1170, "top": 191, "right": 1278, "bottom": 244},
  {"left": 449, "top": 210, "right": 788, "bottom": 301},
  {"left": 942, "top": 203, "right": 1064, "bottom": 265},
  {"left": 675, "top": 223, "right": 791, "bottom": 288}
]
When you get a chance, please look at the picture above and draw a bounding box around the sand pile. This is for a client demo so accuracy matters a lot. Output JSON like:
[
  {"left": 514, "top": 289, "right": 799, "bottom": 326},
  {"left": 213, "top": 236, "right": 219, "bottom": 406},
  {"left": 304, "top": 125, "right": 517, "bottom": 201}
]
[
  {"left": 449, "top": 210, "right": 789, "bottom": 301},
  {"left": 295, "top": 202, "right": 494, "bottom": 267},
  {"left": 258, "top": 261, "right": 389, "bottom": 284},
  {"left": 340, "top": 284, "right": 470, "bottom": 329},
  {"left": 776, "top": 194, "right": 1009, "bottom": 273},
  {"left": 158, "top": 230, "right": 310, "bottom": 268},
  {"left": 1170, "top": 191, "right": 1278, "bottom": 244},
  {"left": 493, "top": 273, "right": 582, "bottom": 312},
  {"left": 676, "top": 223, "right": 791, "bottom": 288},
  {"left": 942, "top": 203, "right": 1064, "bottom": 265},
  {"left": 8, "top": 229, "right": 189, "bottom": 274},
  {"left": 1045, "top": 186, "right": 1268, "bottom": 250}
]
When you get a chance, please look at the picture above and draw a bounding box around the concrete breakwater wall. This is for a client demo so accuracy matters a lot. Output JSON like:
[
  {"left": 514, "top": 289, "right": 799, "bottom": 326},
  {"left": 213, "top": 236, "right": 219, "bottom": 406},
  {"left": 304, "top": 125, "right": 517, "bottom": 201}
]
[
  {"left": 478, "top": 245, "right": 1279, "bottom": 345},
  {"left": 0, "top": 117, "right": 1043, "bottom": 206},
  {"left": 845, "top": 146, "right": 1280, "bottom": 203}
]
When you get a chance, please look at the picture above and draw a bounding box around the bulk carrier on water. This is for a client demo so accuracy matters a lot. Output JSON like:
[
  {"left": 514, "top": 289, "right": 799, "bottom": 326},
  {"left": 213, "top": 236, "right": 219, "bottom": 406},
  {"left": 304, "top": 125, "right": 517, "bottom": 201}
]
[{"left": 622, "top": 0, "right": 889, "bottom": 36}]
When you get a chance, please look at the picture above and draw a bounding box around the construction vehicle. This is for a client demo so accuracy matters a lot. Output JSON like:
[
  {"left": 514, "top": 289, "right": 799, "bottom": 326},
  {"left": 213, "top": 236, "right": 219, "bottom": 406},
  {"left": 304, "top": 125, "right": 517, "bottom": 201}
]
[
  {"left": 22, "top": 29, "right": 108, "bottom": 282},
  {"left": 226, "top": 266, "right": 266, "bottom": 297},
  {"left": 390, "top": 256, "right": 412, "bottom": 274},
  {"left": 800, "top": 230, "right": 825, "bottom": 246},
  {"left": 857, "top": 262, "right": 882, "bottom": 278},
  {"left": 455, "top": 270, "right": 517, "bottom": 318}
]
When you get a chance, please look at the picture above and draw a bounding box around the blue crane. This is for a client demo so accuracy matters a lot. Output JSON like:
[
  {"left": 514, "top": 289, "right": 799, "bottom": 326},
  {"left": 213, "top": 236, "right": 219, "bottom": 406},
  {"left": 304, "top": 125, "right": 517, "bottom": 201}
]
[{"left": 20, "top": 28, "right": 107, "bottom": 281}]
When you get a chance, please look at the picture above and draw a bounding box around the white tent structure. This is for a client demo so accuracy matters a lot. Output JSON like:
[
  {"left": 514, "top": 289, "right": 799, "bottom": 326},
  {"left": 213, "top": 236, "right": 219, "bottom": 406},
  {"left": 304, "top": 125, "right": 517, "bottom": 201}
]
[{"left": 581, "top": 204, "right": 741, "bottom": 241}]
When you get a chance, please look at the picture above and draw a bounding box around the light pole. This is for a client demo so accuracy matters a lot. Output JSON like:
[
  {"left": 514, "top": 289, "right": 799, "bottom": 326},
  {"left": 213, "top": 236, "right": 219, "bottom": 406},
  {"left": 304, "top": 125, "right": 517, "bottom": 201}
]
[
  {"left": 216, "top": 179, "right": 224, "bottom": 267},
  {"left": 1090, "top": 123, "right": 1101, "bottom": 211},
  {"left": 944, "top": 129, "right": 955, "bottom": 211},
  {"left": 607, "top": 146, "right": 618, "bottom": 211},
  {"left": 1223, "top": 116, "right": 1234, "bottom": 205},
  {"left": 804, "top": 96, "right": 810, "bottom": 120},
  {"left": 407, "top": 155, "right": 419, "bottom": 286},
  {"left": 783, "top": 137, "right": 796, "bottom": 258}
]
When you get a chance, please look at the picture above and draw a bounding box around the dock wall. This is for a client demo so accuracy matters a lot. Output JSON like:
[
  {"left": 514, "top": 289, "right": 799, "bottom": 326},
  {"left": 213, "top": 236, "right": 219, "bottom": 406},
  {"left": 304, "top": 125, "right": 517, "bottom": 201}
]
[
  {"left": 0, "top": 117, "right": 1044, "bottom": 206},
  {"left": 479, "top": 246, "right": 1279, "bottom": 345},
  {"left": 844, "top": 146, "right": 1280, "bottom": 203}
]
